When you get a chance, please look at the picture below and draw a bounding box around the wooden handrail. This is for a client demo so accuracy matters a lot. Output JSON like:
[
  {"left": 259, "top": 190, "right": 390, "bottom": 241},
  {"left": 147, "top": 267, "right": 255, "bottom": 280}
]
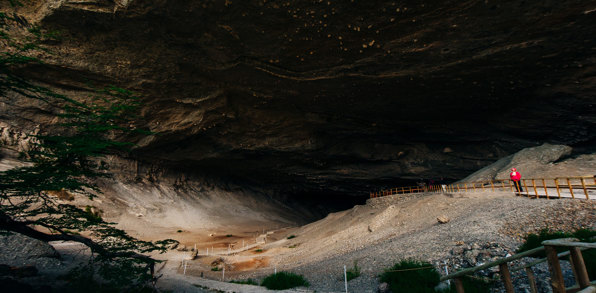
[
  {"left": 441, "top": 240, "right": 595, "bottom": 293},
  {"left": 370, "top": 175, "right": 595, "bottom": 199},
  {"left": 439, "top": 246, "right": 544, "bottom": 281}
]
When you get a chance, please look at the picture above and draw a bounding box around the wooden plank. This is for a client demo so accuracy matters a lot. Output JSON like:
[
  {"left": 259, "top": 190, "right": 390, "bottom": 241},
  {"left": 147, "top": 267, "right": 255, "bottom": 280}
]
[
  {"left": 570, "top": 247, "right": 591, "bottom": 288},
  {"left": 499, "top": 263, "right": 515, "bottom": 293},
  {"left": 525, "top": 267, "right": 538, "bottom": 293},
  {"left": 542, "top": 179, "right": 549, "bottom": 199},
  {"left": 567, "top": 178, "right": 575, "bottom": 199},
  {"left": 542, "top": 240, "right": 596, "bottom": 249},
  {"left": 580, "top": 178, "right": 589, "bottom": 199},
  {"left": 545, "top": 245, "right": 566, "bottom": 293}
]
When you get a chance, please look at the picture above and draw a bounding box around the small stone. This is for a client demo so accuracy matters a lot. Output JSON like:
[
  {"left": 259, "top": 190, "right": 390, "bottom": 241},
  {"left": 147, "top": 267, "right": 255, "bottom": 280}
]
[
  {"left": 437, "top": 215, "right": 450, "bottom": 224},
  {"left": 378, "top": 282, "right": 390, "bottom": 293}
]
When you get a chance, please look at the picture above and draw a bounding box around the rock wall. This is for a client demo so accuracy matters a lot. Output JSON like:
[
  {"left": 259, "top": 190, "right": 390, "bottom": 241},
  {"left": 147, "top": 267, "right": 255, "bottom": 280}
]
[{"left": 1, "top": 0, "right": 595, "bottom": 207}]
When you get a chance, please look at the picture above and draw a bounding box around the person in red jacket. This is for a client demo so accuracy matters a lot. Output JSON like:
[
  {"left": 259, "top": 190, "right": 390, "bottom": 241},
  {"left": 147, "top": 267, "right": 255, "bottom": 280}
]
[{"left": 510, "top": 168, "right": 523, "bottom": 192}]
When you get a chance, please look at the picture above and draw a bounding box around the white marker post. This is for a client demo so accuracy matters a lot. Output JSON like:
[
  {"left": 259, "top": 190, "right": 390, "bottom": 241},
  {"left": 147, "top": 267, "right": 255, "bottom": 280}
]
[
  {"left": 183, "top": 260, "right": 187, "bottom": 275},
  {"left": 222, "top": 267, "right": 225, "bottom": 281},
  {"left": 194, "top": 243, "right": 197, "bottom": 251},
  {"left": 274, "top": 266, "right": 277, "bottom": 274},
  {"left": 344, "top": 265, "right": 348, "bottom": 293}
]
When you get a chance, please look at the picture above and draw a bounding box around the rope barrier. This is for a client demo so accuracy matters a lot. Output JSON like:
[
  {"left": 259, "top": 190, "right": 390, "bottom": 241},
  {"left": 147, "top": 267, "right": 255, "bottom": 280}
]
[{"left": 383, "top": 266, "right": 435, "bottom": 273}]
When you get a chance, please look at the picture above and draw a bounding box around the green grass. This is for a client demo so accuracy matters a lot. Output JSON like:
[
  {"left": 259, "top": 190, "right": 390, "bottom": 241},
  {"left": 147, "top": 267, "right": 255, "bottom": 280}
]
[
  {"left": 229, "top": 279, "right": 258, "bottom": 285},
  {"left": 380, "top": 260, "right": 440, "bottom": 293},
  {"left": 254, "top": 249, "right": 263, "bottom": 252},
  {"left": 287, "top": 235, "right": 296, "bottom": 239},
  {"left": 346, "top": 261, "right": 360, "bottom": 281},
  {"left": 261, "top": 272, "right": 309, "bottom": 290},
  {"left": 226, "top": 234, "right": 233, "bottom": 237},
  {"left": 211, "top": 267, "right": 221, "bottom": 271},
  {"left": 517, "top": 228, "right": 596, "bottom": 279}
]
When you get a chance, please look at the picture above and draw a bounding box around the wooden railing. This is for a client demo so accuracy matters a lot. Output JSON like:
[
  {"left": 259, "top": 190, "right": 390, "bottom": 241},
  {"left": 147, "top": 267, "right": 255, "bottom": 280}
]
[
  {"left": 441, "top": 239, "right": 596, "bottom": 293},
  {"left": 370, "top": 176, "right": 596, "bottom": 200}
]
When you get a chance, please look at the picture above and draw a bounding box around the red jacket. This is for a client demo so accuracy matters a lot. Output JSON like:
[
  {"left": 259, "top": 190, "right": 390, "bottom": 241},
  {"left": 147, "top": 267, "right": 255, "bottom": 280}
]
[{"left": 510, "top": 171, "right": 521, "bottom": 181}]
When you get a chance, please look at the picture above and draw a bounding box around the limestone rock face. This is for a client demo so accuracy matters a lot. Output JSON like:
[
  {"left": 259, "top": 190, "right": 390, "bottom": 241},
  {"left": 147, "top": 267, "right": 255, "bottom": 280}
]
[{"left": 2, "top": 0, "right": 595, "bottom": 205}]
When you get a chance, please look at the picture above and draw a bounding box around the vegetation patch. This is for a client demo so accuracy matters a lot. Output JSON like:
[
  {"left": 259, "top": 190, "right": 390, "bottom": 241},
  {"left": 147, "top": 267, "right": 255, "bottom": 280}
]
[
  {"left": 287, "top": 235, "right": 296, "bottom": 239},
  {"left": 261, "top": 272, "right": 309, "bottom": 290},
  {"left": 380, "top": 260, "right": 441, "bottom": 293},
  {"left": 254, "top": 249, "right": 263, "bottom": 253},
  {"left": 226, "top": 234, "right": 233, "bottom": 237},
  {"left": 346, "top": 261, "right": 360, "bottom": 281}
]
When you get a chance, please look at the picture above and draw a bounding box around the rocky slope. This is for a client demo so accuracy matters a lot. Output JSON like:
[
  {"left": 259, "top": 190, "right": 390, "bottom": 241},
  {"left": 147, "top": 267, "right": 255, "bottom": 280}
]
[{"left": 1, "top": 0, "right": 596, "bottom": 207}]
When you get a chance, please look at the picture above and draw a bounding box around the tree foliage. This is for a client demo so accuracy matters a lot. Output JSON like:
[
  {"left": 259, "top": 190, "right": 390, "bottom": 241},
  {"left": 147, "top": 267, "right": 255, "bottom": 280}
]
[{"left": 0, "top": 5, "right": 176, "bottom": 291}]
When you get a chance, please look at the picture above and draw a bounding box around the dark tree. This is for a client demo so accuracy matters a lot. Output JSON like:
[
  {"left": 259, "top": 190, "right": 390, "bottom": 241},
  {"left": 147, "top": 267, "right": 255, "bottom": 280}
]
[{"left": 1, "top": 5, "right": 176, "bottom": 291}]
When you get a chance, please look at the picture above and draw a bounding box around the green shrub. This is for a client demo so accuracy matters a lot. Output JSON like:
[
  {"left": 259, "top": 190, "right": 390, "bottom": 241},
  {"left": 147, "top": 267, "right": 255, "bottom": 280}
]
[
  {"left": 211, "top": 267, "right": 221, "bottom": 271},
  {"left": 287, "top": 235, "right": 296, "bottom": 239},
  {"left": 517, "top": 229, "right": 572, "bottom": 254},
  {"left": 517, "top": 228, "right": 596, "bottom": 279},
  {"left": 346, "top": 261, "right": 360, "bottom": 281},
  {"left": 230, "top": 279, "right": 259, "bottom": 285},
  {"left": 254, "top": 249, "right": 263, "bottom": 253},
  {"left": 261, "top": 272, "right": 309, "bottom": 290},
  {"left": 226, "top": 234, "right": 233, "bottom": 237},
  {"left": 380, "top": 260, "right": 440, "bottom": 293}
]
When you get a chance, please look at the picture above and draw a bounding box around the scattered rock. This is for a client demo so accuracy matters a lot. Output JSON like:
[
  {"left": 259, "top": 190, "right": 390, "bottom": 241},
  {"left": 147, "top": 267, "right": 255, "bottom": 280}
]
[
  {"left": 437, "top": 215, "right": 450, "bottom": 224},
  {"left": 378, "top": 282, "right": 390, "bottom": 293}
]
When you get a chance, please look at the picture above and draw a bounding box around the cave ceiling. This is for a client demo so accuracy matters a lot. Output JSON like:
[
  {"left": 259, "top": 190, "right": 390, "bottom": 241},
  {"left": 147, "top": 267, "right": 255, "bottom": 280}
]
[{"left": 2, "top": 0, "right": 596, "bottom": 199}]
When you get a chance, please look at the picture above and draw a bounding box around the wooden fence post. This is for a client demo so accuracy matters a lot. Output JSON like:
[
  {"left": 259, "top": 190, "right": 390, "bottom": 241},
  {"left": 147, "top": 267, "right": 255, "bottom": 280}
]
[
  {"left": 555, "top": 179, "right": 561, "bottom": 198},
  {"left": 509, "top": 180, "right": 514, "bottom": 192},
  {"left": 570, "top": 247, "right": 590, "bottom": 288},
  {"left": 532, "top": 179, "right": 538, "bottom": 198},
  {"left": 499, "top": 263, "right": 515, "bottom": 293},
  {"left": 490, "top": 180, "right": 495, "bottom": 191},
  {"left": 542, "top": 179, "right": 549, "bottom": 199},
  {"left": 454, "top": 277, "right": 465, "bottom": 293},
  {"left": 567, "top": 178, "right": 575, "bottom": 199},
  {"left": 473, "top": 183, "right": 476, "bottom": 191},
  {"left": 580, "top": 178, "right": 589, "bottom": 199},
  {"left": 525, "top": 267, "right": 538, "bottom": 293},
  {"left": 501, "top": 181, "right": 505, "bottom": 191},
  {"left": 545, "top": 245, "right": 566, "bottom": 293},
  {"left": 522, "top": 180, "right": 529, "bottom": 197}
]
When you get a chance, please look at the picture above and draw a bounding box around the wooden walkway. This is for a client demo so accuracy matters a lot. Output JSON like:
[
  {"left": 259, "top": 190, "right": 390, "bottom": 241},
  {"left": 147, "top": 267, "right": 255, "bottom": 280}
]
[{"left": 371, "top": 176, "right": 596, "bottom": 200}]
